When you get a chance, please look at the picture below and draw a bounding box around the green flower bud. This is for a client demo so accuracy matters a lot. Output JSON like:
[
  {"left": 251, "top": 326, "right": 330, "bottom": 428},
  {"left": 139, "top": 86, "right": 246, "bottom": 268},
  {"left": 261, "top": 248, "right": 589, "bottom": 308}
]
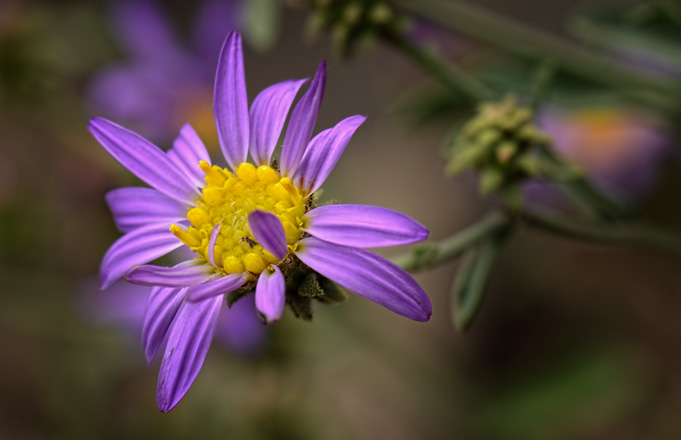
[
  {"left": 300, "top": 0, "right": 402, "bottom": 55},
  {"left": 369, "top": 3, "right": 394, "bottom": 24},
  {"left": 446, "top": 95, "right": 560, "bottom": 197}
]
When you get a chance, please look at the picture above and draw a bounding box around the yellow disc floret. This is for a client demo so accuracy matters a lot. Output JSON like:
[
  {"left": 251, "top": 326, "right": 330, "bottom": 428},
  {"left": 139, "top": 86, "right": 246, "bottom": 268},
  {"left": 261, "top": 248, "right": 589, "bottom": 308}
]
[{"left": 171, "top": 161, "right": 307, "bottom": 275}]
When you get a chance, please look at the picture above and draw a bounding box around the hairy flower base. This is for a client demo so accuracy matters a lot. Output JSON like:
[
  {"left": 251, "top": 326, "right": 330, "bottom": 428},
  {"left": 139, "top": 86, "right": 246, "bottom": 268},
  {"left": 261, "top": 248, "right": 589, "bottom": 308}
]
[{"left": 171, "top": 162, "right": 306, "bottom": 275}]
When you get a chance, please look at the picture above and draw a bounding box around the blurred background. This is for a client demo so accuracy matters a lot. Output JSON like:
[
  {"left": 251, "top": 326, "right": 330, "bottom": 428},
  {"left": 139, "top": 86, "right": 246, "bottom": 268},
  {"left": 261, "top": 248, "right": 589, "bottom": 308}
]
[{"left": 2, "top": 0, "right": 681, "bottom": 438}]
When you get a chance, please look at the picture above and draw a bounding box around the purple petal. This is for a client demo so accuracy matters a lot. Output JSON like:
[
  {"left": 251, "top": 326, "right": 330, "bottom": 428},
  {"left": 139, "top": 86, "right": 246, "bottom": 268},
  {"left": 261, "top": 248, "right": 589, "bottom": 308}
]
[
  {"left": 105, "top": 187, "right": 187, "bottom": 233},
  {"left": 126, "top": 261, "right": 215, "bottom": 287},
  {"left": 167, "top": 124, "right": 211, "bottom": 187},
  {"left": 100, "top": 223, "right": 183, "bottom": 290},
  {"left": 297, "top": 115, "right": 366, "bottom": 193},
  {"left": 248, "top": 210, "right": 288, "bottom": 259},
  {"left": 157, "top": 295, "right": 222, "bottom": 412},
  {"left": 88, "top": 117, "right": 199, "bottom": 204},
  {"left": 142, "top": 286, "right": 186, "bottom": 364},
  {"left": 304, "top": 204, "right": 428, "bottom": 248},
  {"left": 207, "top": 223, "right": 221, "bottom": 267},
  {"left": 295, "top": 238, "right": 432, "bottom": 321},
  {"left": 186, "top": 273, "right": 247, "bottom": 302},
  {"left": 249, "top": 78, "right": 309, "bottom": 166},
  {"left": 280, "top": 61, "right": 326, "bottom": 177},
  {"left": 214, "top": 31, "right": 249, "bottom": 170},
  {"left": 214, "top": 295, "right": 268, "bottom": 356},
  {"left": 255, "top": 265, "right": 285, "bottom": 323},
  {"left": 296, "top": 128, "right": 331, "bottom": 182}
]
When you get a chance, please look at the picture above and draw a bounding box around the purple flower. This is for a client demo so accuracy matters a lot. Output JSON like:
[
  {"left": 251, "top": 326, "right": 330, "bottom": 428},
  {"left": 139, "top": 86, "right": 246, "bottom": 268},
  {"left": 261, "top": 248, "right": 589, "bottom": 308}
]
[
  {"left": 537, "top": 106, "right": 669, "bottom": 200},
  {"left": 89, "top": 32, "right": 431, "bottom": 412},
  {"left": 88, "top": 0, "right": 241, "bottom": 144}
]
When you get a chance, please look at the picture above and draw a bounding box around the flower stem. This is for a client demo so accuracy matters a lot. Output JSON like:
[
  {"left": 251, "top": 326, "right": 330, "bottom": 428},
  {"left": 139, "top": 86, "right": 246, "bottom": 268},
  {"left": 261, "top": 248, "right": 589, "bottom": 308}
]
[
  {"left": 522, "top": 209, "right": 681, "bottom": 258},
  {"left": 537, "top": 148, "right": 628, "bottom": 220},
  {"left": 392, "top": 211, "right": 511, "bottom": 271},
  {"left": 380, "top": 27, "right": 495, "bottom": 102},
  {"left": 395, "top": 0, "right": 680, "bottom": 110},
  {"left": 557, "top": 178, "right": 629, "bottom": 220},
  {"left": 395, "top": 207, "right": 681, "bottom": 274}
]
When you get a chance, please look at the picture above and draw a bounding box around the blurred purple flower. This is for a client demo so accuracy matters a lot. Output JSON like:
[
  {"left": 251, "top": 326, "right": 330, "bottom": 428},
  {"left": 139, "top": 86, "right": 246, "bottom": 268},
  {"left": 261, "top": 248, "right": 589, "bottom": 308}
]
[
  {"left": 88, "top": 0, "right": 241, "bottom": 144},
  {"left": 533, "top": 106, "right": 669, "bottom": 202},
  {"left": 79, "top": 278, "right": 149, "bottom": 338},
  {"left": 79, "top": 276, "right": 267, "bottom": 358},
  {"left": 407, "top": 17, "right": 465, "bottom": 58}
]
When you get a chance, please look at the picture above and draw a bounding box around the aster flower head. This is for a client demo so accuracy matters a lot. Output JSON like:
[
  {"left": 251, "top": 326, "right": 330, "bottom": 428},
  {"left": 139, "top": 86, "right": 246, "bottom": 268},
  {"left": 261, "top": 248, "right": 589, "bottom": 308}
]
[{"left": 90, "top": 32, "right": 431, "bottom": 412}]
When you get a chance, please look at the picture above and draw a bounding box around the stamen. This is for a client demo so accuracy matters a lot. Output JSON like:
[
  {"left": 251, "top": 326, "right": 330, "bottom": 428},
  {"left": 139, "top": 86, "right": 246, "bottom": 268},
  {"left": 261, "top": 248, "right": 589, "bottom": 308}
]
[
  {"left": 170, "top": 224, "right": 201, "bottom": 247},
  {"left": 199, "top": 160, "right": 227, "bottom": 186}
]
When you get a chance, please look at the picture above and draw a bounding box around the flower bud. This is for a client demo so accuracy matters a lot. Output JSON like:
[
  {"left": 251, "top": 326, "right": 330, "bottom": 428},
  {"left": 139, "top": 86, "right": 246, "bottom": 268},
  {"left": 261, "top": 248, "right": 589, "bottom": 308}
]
[{"left": 446, "top": 95, "right": 556, "bottom": 195}]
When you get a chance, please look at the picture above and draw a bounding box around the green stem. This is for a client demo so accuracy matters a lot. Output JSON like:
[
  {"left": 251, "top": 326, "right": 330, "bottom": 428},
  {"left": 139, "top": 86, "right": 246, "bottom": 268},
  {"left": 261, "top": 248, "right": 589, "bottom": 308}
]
[
  {"left": 394, "top": 0, "right": 680, "bottom": 110},
  {"left": 558, "top": 178, "right": 628, "bottom": 219},
  {"left": 381, "top": 28, "right": 495, "bottom": 102},
  {"left": 392, "top": 211, "right": 510, "bottom": 271},
  {"left": 538, "top": 148, "right": 628, "bottom": 219},
  {"left": 522, "top": 210, "right": 681, "bottom": 258}
]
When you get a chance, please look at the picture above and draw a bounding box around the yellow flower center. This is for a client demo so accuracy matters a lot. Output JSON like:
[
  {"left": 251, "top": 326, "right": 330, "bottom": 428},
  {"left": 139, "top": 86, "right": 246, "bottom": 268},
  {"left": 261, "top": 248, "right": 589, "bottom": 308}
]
[{"left": 171, "top": 161, "right": 307, "bottom": 275}]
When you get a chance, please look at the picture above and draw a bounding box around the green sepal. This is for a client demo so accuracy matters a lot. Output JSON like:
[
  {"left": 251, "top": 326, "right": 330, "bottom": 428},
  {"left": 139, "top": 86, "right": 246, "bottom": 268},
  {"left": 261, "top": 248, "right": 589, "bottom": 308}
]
[
  {"left": 316, "top": 277, "right": 349, "bottom": 305},
  {"left": 226, "top": 285, "right": 255, "bottom": 308},
  {"left": 516, "top": 154, "right": 545, "bottom": 177},
  {"left": 297, "top": 272, "right": 324, "bottom": 297},
  {"left": 447, "top": 132, "right": 500, "bottom": 175},
  {"left": 279, "top": 260, "right": 351, "bottom": 321},
  {"left": 446, "top": 146, "right": 484, "bottom": 174},
  {"left": 479, "top": 166, "right": 505, "bottom": 194},
  {"left": 474, "top": 127, "right": 504, "bottom": 148},
  {"left": 287, "top": 294, "right": 314, "bottom": 322},
  {"left": 297, "top": 272, "right": 348, "bottom": 304},
  {"left": 518, "top": 125, "right": 551, "bottom": 146}
]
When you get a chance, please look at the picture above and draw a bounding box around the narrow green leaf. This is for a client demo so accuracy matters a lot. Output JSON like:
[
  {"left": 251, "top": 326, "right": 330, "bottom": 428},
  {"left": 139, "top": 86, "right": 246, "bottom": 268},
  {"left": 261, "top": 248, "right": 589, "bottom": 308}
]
[{"left": 451, "top": 225, "right": 512, "bottom": 332}]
